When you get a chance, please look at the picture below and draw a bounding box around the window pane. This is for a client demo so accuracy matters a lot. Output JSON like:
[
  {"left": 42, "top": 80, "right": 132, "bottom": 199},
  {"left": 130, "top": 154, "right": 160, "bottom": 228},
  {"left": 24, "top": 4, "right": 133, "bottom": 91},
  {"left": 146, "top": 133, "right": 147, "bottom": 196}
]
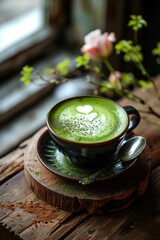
[{"left": 0, "top": 0, "right": 45, "bottom": 54}]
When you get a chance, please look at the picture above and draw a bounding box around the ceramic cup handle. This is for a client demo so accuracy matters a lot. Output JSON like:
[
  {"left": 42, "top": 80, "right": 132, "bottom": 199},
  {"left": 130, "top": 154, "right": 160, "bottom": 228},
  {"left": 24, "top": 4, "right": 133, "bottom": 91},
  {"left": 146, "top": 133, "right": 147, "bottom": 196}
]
[{"left": 124, "top": 106, "right": 141, "bottom": 133}]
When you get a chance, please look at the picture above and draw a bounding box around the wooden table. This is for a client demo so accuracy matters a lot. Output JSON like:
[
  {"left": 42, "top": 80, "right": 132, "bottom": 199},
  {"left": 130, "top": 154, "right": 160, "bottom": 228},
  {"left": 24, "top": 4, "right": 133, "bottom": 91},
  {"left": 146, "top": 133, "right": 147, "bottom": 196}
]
[{"left": 1, "top": 81, "right": 160, "bottom": 240}]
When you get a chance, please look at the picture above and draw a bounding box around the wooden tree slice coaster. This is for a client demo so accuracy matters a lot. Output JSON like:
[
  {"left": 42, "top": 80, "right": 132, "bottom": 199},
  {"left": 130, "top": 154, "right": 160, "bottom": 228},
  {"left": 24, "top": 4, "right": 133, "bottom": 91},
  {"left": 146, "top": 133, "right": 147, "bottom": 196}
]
[{"left": 24, "top": 127, "right": 151, "bottom": 214}]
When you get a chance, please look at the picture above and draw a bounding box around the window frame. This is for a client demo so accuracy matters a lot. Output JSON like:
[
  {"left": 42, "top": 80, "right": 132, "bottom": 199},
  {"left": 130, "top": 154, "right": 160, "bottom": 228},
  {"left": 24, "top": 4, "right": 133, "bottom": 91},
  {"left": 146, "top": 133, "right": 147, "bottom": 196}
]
[{"left": 0, "top": 0, "right": 70, "bottom": 80}]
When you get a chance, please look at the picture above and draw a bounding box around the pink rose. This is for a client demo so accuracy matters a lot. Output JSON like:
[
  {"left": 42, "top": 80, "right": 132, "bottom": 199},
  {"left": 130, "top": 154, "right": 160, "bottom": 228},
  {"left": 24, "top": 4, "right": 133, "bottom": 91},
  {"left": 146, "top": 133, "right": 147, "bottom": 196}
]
[
  {"left": 108, "top": 71, "right": 122, "bottom": 83},
  {"left": 81, "top": 29, "right": 116, "bottom": 60}
]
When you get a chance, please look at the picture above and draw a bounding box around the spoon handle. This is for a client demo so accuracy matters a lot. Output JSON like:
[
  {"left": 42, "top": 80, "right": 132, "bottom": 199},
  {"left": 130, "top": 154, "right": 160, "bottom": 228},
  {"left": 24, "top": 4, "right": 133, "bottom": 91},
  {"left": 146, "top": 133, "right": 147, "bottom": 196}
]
[{"left": 79, "top": 159, "right": 120, "bottom": 185}]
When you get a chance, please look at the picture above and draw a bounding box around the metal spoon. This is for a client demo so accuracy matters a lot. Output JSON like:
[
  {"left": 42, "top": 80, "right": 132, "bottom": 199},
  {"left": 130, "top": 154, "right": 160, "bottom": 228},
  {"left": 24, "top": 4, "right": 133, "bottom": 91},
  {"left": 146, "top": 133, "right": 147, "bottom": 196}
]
[{"left": 79, "top": 136, "right": 146, "bottom": 185}]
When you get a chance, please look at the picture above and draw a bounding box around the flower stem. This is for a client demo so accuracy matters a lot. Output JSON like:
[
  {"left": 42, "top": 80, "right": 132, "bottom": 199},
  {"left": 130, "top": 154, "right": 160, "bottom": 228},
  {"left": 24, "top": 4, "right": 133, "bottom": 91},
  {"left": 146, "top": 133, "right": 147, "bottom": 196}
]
[
  {"left": 104, "top": 59, "right": 122, "bottom": 89},
  {"left": 36, "top": 73, "right": 51, "bottom": 83},
  {"left": 134, "top": 61, "right": 160, "bottom": 100},
  {"left": 142, "top": 116, "right": 160, "bottom": 127},
  {"left": 129, "top": 91, "right": 160, "bottom": 118},
  {"left": 104, "top": 59, "right": 115, "bottom": 73}
]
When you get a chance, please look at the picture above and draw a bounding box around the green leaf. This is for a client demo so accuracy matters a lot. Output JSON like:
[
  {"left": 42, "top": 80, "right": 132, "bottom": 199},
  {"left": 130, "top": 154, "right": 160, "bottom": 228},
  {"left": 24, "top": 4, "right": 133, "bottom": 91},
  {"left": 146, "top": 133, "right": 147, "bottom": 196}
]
[
  {"left": 55, "top": 58, "right": 70, "bottom": 76},
  {"left": 100, "top": 80, "right": 117, "bottom": 94},
  {"left": 76, "top": 54, "right": 90, "bottom": 70},
  {"left": 115, "top": 40, "right": 133, "bottom": 54},
  {"left": 152, "top": 42, "right": 160, "bottom": 56},
  {"left": 121, "top": 72, "right": 135, "bottom": 86},
  {"left": 114, "top": 89, "right": 134, "bottom": 100},
  {"left": 20, "top": 65, "right": 34, "bottom": 85},
  {"left": 101, "top": 80, "right": 116, "bottom": 89},
  {"left": 115, "top": 40, "right": 143, "bottom": 62},
  {"left": 94, "top": 66, "right": 101, "bottom": 73},
  {"left": 43, "top": 68, "right": 55, "bottom": 75},
  {"left": 100, "top": 86, "right": 108, "bottom": 93},
  {"left": 128, "top": 15, "right": 148, "bottom": 31},
  {"left": 138, "top": 80, "right": 153, "bottom": 91}
]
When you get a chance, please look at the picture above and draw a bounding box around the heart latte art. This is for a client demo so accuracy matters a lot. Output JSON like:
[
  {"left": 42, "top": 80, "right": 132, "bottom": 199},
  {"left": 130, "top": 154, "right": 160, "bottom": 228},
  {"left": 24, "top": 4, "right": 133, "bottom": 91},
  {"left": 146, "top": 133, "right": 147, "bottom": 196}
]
[
  {"left": 77, "top": 105, "right": 93, "bottom": 114},
  {"left": 76, "top": 105, "right": 97, "bottom": 121},
  {"left": 48, "top": 97, "right": 128, "bottom": 143}
]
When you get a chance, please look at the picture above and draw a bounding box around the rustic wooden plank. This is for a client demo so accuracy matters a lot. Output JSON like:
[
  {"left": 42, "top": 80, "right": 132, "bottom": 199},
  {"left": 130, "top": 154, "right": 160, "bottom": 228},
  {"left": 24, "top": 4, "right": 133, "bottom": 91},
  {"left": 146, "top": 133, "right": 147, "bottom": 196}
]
[
  {"left": 100, "top": 166, "right": 160, "bottom": 240},
  {"left": 0, "top": 150, "right": 24, "bottom": 184},
  {"left": 46, "top": 213, "right": 88, "bottom": 240},
  {"left": 0, "top": 171, "right": 37, "bottom": 220},
  {"left": 63, "top": 211, "right": 132, "bottom": 240},
  {"left": 151, "top": 148, "right": 160, "bottom": 168},
  {"left": 0, "top": 137, "right": 30, "bottom": 184},
  {"left": 5, "top": 209, "right": 71, "bottom": 240},
  {"left": 0, "top": 171, "right": 73, "bottom": 240},
  {"left": 55, "top": 166, "right": 160, "bottom": 240},
  {"left": 0, "top": 147, "right": 25, "bottom": 185}
]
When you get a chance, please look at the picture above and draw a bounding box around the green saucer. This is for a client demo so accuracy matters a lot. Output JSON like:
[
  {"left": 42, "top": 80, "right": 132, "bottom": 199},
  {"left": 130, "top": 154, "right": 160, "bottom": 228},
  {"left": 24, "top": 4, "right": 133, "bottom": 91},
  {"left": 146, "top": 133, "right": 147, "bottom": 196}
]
[{"left": 36, "top": 130, "right": 137, "bottom": 182}]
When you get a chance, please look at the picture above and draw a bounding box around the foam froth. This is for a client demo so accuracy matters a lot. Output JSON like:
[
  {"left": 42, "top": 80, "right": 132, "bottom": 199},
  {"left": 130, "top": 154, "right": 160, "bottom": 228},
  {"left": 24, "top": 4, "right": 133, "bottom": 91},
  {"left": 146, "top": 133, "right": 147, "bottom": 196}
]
[{"left": 49, "top": 97, "right": 128, "bottom": 143}]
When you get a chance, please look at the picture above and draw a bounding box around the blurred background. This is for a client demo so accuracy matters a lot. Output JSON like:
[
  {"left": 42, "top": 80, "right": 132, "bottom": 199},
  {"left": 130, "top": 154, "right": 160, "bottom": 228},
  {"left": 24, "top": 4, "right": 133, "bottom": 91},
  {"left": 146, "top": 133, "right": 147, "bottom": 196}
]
[{"left": 0, "top": 0, "right": 160, "bottom": 157}]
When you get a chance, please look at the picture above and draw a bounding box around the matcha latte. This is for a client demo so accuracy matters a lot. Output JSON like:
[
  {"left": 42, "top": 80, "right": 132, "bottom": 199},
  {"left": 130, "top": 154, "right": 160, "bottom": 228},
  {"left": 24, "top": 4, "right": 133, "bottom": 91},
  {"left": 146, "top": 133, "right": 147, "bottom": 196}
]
[{"left": 48, "top": 97, "right": 128, "bottom": 143}]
